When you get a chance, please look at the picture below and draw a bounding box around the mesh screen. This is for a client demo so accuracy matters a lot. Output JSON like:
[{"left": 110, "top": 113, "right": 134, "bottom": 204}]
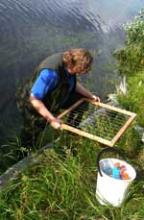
[{"left": 57, "top": 99, "right": 136, "bottom": 147}]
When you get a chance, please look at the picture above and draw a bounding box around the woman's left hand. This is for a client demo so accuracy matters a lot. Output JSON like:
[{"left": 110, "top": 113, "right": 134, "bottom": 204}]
[{"left": 91, "top": 95, "right": 101, "bottom": 102}]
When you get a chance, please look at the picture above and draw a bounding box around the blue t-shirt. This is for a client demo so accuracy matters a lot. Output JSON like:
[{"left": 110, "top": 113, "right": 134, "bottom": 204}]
[{"left": 31, "top": 68, "right": 75, "bottom": 103}]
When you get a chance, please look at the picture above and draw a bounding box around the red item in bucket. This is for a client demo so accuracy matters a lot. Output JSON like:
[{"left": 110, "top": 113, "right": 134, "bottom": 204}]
[
  {"left": 121, "top": 172, "right": 130, "bottom": 180},
  {"left": 120, "top": 167, "right": 126, "bottom": 175}
]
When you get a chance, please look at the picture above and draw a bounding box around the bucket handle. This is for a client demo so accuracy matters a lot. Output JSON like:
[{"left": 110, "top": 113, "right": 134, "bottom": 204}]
[{"left": 97, "top": 147, "right": 125, "bottom": 176}]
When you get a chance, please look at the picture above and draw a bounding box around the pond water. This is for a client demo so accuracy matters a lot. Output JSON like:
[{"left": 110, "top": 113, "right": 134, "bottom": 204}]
[{"left": 0, "top": 0, "right": 143, "bottom": 143}]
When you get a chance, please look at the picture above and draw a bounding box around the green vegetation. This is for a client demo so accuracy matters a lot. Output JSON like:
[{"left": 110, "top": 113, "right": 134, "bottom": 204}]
[
  {"left": 118, "top": 72, "right": 144, "bottom": 126},
  {"left": 1, "top": 9, "right": 144, "bottom": 220},
  {"left": 0, "top": 135, "right": 144, "bottom": 220},
  {"left": 114, "top": 9, "right": 144, "bottom": 134},
  {"left": 114, "top": 9, "right": 144, "bottom": 76},
  {"left": 114, "top": 9, "right": 144, "bottom": 161}
]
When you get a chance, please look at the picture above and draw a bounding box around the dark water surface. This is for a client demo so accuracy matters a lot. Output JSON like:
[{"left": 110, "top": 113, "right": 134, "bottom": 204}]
[{"left": 0, "top": 0, "right": 143, "bottom": 143}]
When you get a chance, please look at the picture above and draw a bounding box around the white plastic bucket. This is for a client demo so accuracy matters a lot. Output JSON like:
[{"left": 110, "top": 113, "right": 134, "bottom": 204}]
[{"left": 96, "top": 148, "right": 136, "bottom": 207}]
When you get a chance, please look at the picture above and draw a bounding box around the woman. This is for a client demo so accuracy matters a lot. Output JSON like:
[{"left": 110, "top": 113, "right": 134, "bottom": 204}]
[{"left": 18, "top": 48, "right": 100, "bottom": 147}]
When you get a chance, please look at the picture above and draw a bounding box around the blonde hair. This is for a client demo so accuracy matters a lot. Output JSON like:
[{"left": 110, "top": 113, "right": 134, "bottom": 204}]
[{"left": 63, "top": 48, "right": 93, "bottom": 73}]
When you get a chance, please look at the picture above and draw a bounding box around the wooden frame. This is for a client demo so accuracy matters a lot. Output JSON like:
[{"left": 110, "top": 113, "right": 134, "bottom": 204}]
[{"left": 57, "top": 98, "right": 136, "bottom": 147}]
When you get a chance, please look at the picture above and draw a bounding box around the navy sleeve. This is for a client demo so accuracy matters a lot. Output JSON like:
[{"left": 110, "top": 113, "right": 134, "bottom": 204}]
[{"left": 31, "top": 69, "right": 59, "bottom": 99}]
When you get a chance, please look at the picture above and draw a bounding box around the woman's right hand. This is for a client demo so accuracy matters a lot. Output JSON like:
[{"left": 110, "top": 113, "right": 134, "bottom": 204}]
[{"left": 50, "top": 118, "right": 61, "bottom": 129}]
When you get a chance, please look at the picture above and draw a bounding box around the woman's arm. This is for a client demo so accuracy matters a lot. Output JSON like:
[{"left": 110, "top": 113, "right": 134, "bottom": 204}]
[
  {"left": 75, "top": 81, "right": 100, "bottom": 102},
  {"left": 29, "top": 95, "right": 61, "bottom": 129},
  {"left": 29, "top": 69, "right": 61, "bottom": 129}
]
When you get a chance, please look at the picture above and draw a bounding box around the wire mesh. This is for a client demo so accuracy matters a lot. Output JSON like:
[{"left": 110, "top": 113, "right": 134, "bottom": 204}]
[{"left": 58, "top": 98, "right": 136, "bottom": 147}]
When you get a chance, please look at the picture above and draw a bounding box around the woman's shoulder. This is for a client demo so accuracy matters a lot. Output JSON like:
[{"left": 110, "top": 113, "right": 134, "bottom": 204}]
[{"left": 39, "top": 68, "right": 59, "bottom": 80}]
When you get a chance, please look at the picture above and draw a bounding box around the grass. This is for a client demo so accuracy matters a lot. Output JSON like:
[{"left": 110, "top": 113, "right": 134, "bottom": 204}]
[
  {"left": 0, "top": 128, "right": 144, "bottom": 220},
  {"left": 0, "top": 73, "right": 144, "bottom": 219},
  {"left": 0, "top": 85, "right": 144, "bottom": 219},
  {"left": 117, "top": 71, "right": 144, "bottom": 127}
]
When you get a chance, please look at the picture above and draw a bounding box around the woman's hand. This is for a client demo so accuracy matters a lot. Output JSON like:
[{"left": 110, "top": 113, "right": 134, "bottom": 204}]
[
  {"left": 50, "top": 118, "right": 61, "bottom": 129},
  {"left": 75, "top": 82, "right": 101, "bottom": 102},
  {"left": 91, "top": 95, "right": 101, "bottom": 102}
]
